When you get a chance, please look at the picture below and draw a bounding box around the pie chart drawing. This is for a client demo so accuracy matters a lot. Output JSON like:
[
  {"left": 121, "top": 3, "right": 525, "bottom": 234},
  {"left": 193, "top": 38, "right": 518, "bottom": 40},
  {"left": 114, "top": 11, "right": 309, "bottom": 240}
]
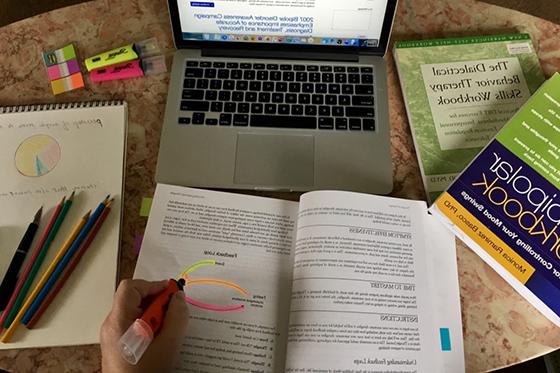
[{"left": 15, "top": 134, "right": 61, "bottom": 177}]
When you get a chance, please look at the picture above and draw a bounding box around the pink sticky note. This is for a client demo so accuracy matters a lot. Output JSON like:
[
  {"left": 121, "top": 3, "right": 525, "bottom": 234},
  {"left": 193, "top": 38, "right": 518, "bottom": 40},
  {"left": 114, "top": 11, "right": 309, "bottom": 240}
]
[
  {"left": 47, "top": 65, "right": 62, "bottom": 80},
  {"left": 47, "top": 59, "right": 81, "bottom": 81},
  {"left": 133, "top": 234, "right": 144, "bottom": 256}
]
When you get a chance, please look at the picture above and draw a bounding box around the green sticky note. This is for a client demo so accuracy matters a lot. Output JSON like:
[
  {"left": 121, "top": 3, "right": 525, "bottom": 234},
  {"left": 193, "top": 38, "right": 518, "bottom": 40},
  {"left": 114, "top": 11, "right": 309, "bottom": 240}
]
[
  {"left": 61, "top": 44, "right": 76, "bottom": 60},
  {"left": 43, "top": 43, "right": 77, "bottom": 66},
  {"left": 140, "top": 197, "right": 153, "bottom": 217}
]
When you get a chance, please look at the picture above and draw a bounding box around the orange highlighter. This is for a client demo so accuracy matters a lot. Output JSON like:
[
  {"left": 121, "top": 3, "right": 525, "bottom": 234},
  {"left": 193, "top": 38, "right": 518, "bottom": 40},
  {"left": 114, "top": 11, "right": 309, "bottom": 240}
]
[{"left": 119, "top": 278, "right": 186, "bottom": 364}]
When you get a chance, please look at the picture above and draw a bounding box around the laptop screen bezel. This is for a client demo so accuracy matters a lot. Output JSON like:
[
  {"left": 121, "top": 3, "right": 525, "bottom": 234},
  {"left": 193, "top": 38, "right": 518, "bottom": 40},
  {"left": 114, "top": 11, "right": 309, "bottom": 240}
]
[{"left": 167, "top": 0, "right": 398, "bottom": 56}]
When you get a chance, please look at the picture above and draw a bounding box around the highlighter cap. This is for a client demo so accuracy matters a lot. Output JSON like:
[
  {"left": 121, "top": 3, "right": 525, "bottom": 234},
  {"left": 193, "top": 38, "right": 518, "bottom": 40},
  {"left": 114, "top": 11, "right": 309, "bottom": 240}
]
[
  {"left": 141, "top": 55, "right": 167, "bottom": 76},
  {"left": 134, "top": 38, "right": 160, "bottom": 58},
  {"left": 119, "top": 319, "right": 154, "bottom": 365}
]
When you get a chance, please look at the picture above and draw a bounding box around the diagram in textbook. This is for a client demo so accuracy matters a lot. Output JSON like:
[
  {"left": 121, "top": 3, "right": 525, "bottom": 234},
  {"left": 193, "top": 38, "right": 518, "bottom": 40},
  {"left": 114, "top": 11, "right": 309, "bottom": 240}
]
[
  {"left": 15, "top": 134, "right": 61, "bottom": 177},
  {"left": 180, "top": 259, "right": 248, "bottom": 312}
]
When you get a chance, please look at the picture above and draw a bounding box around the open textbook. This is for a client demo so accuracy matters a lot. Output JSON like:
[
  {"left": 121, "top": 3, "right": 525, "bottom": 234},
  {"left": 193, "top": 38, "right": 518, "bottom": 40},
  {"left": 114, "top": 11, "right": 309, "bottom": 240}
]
[{"left": 135, "top": 184, "right": 464, "bottom": 372}]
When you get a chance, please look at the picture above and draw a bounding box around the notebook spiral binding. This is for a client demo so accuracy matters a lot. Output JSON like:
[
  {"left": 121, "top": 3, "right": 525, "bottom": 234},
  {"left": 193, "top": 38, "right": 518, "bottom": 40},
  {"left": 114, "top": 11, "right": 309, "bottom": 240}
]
[{"left": 0, "top": 100, "right": 124, "bottom": 114}]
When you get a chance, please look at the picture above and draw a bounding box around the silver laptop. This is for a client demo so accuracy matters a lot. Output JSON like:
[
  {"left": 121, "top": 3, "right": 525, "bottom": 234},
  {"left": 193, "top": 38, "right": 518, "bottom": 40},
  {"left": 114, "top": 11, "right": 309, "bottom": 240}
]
[{"left": 157, "top": 0, "right": 398, "bottom": 194}]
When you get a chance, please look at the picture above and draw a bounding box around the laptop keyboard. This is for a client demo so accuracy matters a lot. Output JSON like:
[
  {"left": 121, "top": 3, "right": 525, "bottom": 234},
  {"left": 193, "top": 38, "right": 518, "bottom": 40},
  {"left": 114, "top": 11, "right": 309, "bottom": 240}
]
[{"left": 179, "top": 60, "right": 375, "bottom": 131}]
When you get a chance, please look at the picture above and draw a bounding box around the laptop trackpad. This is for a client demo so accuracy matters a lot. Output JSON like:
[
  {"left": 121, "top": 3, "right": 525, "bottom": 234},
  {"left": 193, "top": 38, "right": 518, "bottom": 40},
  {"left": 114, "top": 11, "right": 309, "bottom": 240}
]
[{"left": 234, "top": 133, "right": 314, "bottom": 187}]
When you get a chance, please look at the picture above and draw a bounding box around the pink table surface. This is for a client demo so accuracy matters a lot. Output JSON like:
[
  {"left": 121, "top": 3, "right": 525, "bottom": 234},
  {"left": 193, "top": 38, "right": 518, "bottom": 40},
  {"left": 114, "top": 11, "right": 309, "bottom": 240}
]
[{"left": 0, "top": 0, "right": 559, "bottom": 371}]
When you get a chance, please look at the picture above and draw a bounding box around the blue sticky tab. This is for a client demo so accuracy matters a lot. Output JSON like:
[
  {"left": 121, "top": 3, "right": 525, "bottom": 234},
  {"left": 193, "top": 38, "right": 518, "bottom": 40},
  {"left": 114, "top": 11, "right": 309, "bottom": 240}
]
[
  {"left": 43, "top": 51, "right": 58, "bottom": 67},
  {"left": 440, "top": 328, "right": 451, "bottom": 351}
]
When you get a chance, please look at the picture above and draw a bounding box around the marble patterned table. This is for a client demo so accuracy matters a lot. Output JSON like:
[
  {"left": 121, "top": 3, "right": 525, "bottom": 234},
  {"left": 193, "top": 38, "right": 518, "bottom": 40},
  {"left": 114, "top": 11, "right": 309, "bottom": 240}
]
[{"left": 0, "top": 0, "right": 559, "bottom": 371}]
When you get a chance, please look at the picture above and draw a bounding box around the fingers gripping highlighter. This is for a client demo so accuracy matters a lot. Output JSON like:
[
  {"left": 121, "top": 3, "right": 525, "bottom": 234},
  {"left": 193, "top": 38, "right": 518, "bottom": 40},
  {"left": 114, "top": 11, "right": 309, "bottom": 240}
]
[{"left": 119, "top": 279, "right": 185, "bottom": 364}]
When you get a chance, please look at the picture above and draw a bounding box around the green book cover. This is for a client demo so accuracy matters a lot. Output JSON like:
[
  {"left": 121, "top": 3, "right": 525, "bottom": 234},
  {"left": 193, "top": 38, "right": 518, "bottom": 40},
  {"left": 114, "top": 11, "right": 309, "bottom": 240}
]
[{"left": 394, "top": 34, "right": 545, "bottom": 202}]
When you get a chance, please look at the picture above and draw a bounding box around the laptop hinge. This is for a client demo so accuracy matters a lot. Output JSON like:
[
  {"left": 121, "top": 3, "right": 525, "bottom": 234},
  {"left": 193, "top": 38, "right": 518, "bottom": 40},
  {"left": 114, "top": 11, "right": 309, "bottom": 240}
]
[{"left": 202, "top": 48, "right": 359, "bottom": 62}]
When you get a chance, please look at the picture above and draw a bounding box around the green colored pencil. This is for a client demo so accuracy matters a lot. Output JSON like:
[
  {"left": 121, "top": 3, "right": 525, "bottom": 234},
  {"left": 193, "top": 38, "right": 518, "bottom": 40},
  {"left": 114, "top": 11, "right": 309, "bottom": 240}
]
[{"left": 3, "top": 192, "right": 75, "bottom": 329}]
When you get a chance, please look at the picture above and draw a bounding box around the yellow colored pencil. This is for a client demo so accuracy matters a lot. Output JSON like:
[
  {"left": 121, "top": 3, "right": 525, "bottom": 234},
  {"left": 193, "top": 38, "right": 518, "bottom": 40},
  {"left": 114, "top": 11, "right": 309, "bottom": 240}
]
[{"left": 1, "top": 210, "right": 91, "bottom": 342}]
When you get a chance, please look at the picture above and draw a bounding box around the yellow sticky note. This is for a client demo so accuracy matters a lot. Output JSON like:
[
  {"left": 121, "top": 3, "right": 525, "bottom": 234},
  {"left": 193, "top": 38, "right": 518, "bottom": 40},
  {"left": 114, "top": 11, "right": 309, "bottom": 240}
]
[
  {"left": 140, "top": 197, "right": 153, "bottom": 217},
  {"left": 50, "top": 79, "right": 66, "bottom": 95}
]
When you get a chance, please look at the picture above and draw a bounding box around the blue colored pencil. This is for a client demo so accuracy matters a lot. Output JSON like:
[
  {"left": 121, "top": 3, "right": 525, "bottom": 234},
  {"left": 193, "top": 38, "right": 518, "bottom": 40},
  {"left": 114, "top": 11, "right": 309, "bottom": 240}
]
[{"left": 21, "top": 196, "right": 109, "bottom": 324}]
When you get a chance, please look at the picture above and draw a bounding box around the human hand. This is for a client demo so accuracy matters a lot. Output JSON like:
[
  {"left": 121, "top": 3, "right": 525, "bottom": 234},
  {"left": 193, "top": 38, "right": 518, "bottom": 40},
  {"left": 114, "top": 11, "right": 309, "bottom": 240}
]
[{"left": 100, "top": 279, "right": 189, "bottom": 373}]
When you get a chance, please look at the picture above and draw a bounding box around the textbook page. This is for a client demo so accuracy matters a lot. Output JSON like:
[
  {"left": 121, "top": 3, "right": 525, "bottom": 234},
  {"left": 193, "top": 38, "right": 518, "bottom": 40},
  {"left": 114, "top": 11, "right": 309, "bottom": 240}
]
[
  {"left": 134, "top": 184, "right": 299, "bottom": 372},
  {"left": 285, "top": 191, "right": 462, "bottom": 373}
]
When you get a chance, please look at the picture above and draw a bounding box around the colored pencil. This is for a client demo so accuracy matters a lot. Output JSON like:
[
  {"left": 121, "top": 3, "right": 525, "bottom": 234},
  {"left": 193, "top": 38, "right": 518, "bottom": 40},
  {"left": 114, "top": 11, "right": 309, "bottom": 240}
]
[
  {"left": 0, "top": 207, "right": 42, "bottom": 310},
  {"left": 19, "top": 196, "right": 108, "bottom": 327},
  {"left": 21, "top": 205, "right": 89, "bottom": 325},
  {"left": 0, "top": 208, "right": 88, "bottom": 342},
  {"left": 0, "top": 197, "right": 64, "bottom": 325},
  {"left": 26, "top": 199, "right": 113, "bottom": 328},
  {"left": 2, "top": 193, "right": 74, "bottom": 330}
]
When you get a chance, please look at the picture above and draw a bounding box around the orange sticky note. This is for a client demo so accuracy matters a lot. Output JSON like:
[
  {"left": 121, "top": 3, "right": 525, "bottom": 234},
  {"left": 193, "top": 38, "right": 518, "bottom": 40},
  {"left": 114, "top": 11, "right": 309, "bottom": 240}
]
[{"left": 71, "top": 72, "right": 84, "bottom": 88}]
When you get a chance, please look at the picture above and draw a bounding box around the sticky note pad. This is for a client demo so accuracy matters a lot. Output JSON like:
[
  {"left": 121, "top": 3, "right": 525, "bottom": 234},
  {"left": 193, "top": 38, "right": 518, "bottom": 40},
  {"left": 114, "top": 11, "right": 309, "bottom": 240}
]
[
  {"left": 50, "top": 72, "right": 84, "bottom": 95},
  {"left": 47, "top": 59, "right": 81, "bottom": 80},
  {"left": 44, "top": 44, "right": 84, "bottom": 94},
  {"left": 439, "top": 328, "right": 451, "bottom": 351},
  {"left": 43, "top": 44, "right": 77, "bottom": 67},
  {"left": 140, "top": 197, "right": 153, "bottom": 217}
]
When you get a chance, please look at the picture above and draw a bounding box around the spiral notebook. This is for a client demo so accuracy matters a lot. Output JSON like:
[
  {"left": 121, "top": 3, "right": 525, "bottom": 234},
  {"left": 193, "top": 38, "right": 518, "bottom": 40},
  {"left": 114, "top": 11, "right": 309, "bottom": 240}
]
[{"left": 0, "top": 101, "right": 127, "bottom": 348}]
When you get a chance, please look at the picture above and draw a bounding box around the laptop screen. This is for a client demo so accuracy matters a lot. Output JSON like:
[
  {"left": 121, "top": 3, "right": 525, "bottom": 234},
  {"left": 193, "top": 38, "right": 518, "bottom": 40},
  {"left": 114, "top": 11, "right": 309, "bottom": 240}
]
[{"left": 176, "top": 0, "right": 390, "bottom": 48}]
